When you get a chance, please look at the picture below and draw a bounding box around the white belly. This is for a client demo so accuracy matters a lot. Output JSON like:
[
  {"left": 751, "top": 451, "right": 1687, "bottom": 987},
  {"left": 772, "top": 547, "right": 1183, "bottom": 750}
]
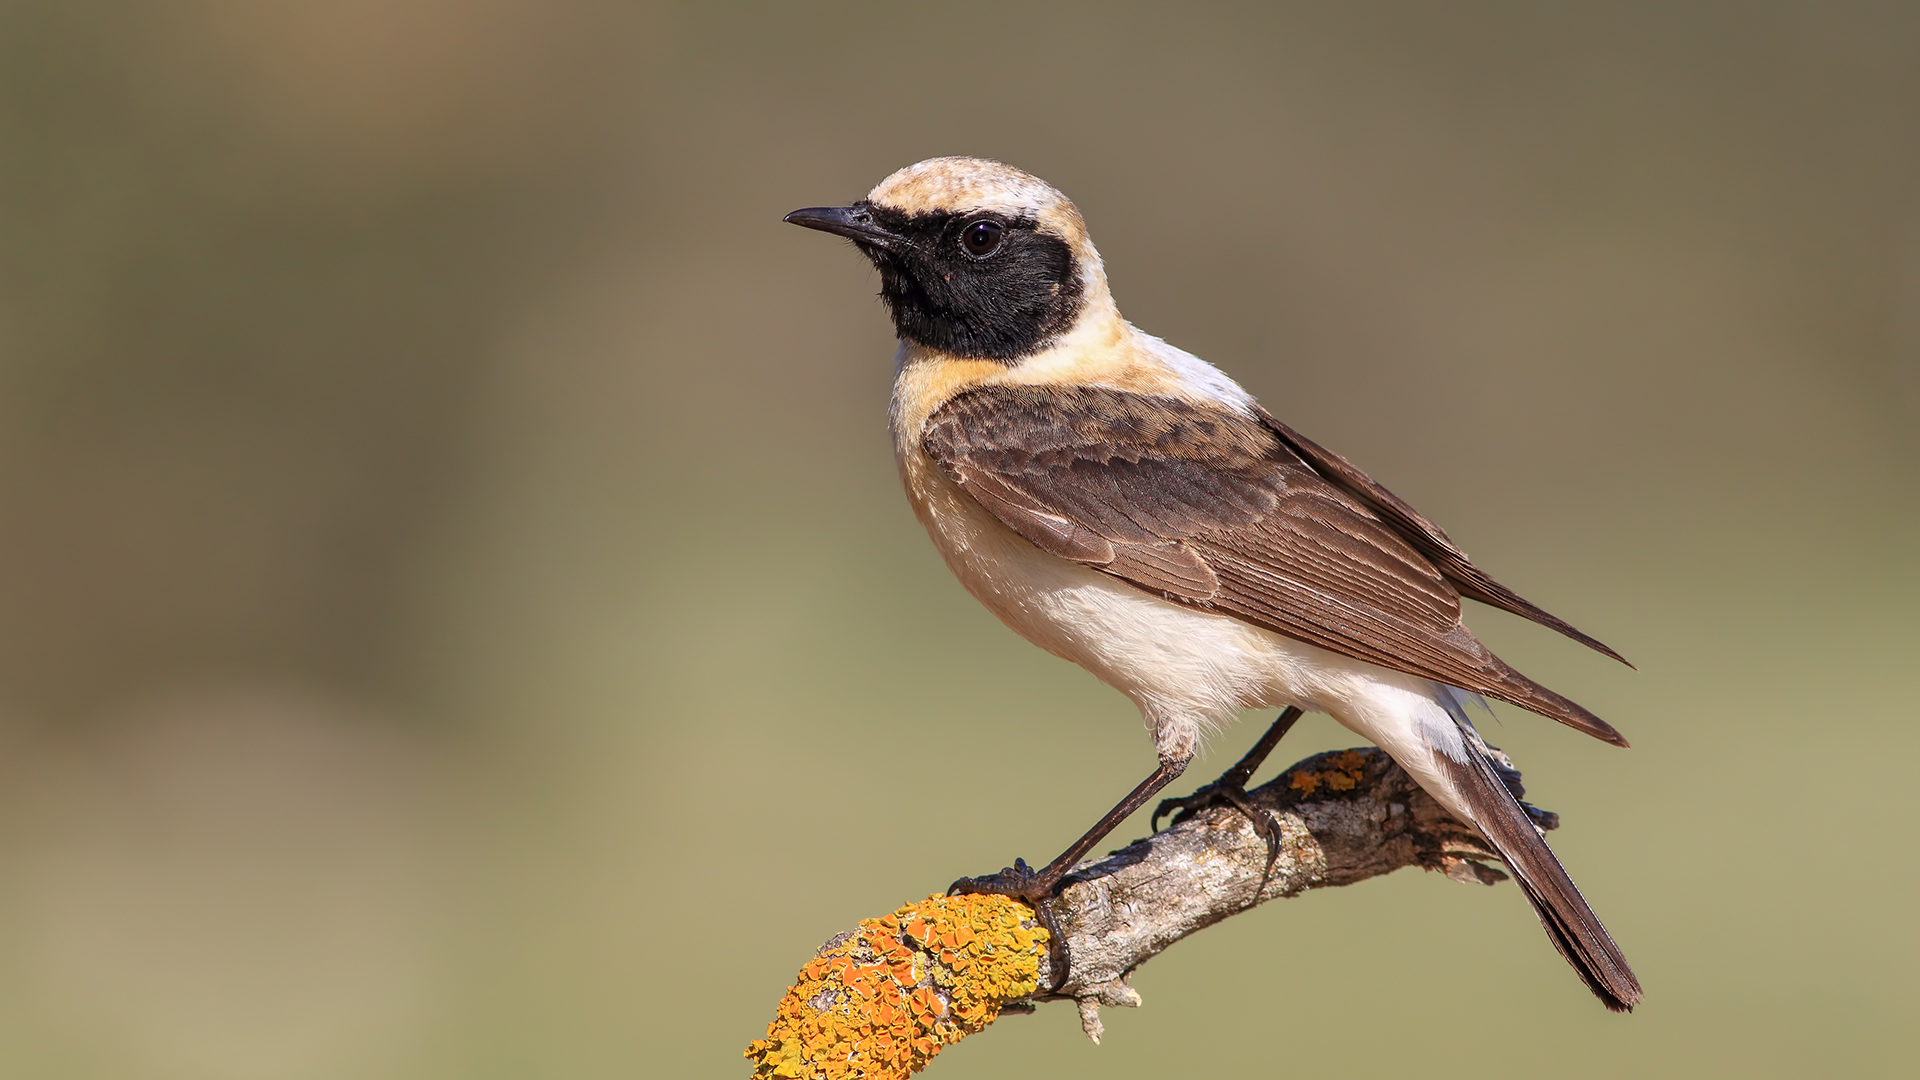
[{"left": 899, "top": 447, "right": 1475, "bottom": 811}]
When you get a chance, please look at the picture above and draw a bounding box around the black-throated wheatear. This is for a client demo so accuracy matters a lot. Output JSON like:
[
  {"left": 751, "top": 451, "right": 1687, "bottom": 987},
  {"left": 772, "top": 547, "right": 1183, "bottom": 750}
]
[{"left": 785, "top": 157, "right": 1640, "bottom": 1011}]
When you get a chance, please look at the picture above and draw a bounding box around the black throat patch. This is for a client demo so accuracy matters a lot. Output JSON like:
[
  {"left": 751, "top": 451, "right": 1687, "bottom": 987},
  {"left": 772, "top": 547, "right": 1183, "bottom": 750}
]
[{"left": 852, "top": 203, "right": 1084, "bottom": 362}]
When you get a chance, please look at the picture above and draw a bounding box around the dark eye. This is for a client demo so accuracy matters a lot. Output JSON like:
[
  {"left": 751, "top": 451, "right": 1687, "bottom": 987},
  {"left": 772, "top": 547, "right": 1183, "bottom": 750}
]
[{"left": 961, "top": 220, "right": 1003, "bottom": 257}]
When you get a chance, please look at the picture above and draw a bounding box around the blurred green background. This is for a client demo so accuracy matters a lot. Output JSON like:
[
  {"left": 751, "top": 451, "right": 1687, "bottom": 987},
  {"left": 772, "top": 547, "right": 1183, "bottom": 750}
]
[{"left": 2, "top": 1, "right": 1916, "bottom": 1077}]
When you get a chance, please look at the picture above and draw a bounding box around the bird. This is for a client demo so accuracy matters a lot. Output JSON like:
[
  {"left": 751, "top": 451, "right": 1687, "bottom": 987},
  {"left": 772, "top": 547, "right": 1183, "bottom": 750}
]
[{"left": 784, "top": 156, "right": 1640, "bottom": 1011}]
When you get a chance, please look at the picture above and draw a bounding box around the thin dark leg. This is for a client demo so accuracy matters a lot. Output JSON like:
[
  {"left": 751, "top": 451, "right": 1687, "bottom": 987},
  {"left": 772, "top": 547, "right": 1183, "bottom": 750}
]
[
  {"left": 1150, "top": 706, "right": 1306, "bottom": 876},
  {"left": 1033, "top": 756, "right": 1190, "bottom": 885},
  {"left": 948, "top": 756, "right": 1190, "bottom": 991},
  {"left": 1209, "top": 706, "right": 1305, "bottom": 792}
]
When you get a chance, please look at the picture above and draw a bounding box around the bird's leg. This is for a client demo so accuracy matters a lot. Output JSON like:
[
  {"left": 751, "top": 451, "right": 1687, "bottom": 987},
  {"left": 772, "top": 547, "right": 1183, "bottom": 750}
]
[
  {"left": 1150, "top": 706, "right": 1305, "bottom": 877},
  {"left": 1152, "top": 707, "right": 1303, "bottom": 828},
  {"left": 948, "top": 754, "right": 1190, "bottom": 992}
]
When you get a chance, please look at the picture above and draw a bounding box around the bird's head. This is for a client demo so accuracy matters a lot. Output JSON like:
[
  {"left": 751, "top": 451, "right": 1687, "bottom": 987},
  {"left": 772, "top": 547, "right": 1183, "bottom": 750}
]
[{"left": 785, "top": 157, "right": 1115, "bottom": 362}]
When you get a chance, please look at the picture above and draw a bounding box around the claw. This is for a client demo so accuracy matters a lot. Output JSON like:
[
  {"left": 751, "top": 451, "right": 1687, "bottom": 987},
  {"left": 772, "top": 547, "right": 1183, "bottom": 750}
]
[
  {"left": 948, "top": 859, "right": 1070, "bottom": 991},
  {"left": 1149, "top": 707, "right": 1304, "bottom": 882},
  {"left": 943, "top": 754, "right": 1205, "bottom": 995},
  {"left": 1152, "top": 779, "right": 1286, "bottom": 883},
  {"left": 1151, "top": 782, "right": 1220, "bottom": 832}
]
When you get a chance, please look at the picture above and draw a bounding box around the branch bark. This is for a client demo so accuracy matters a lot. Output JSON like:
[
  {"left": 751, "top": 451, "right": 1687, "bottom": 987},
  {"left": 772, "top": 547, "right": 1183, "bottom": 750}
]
[{"left": 1025, "top": 745, "right": 1518, "bottom": 1041}]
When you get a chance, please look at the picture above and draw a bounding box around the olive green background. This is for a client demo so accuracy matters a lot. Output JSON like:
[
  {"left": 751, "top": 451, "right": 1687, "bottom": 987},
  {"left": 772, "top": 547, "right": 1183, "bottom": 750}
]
[{"left": 2, "top": 2, "right": 1916, "bottom": 1077}]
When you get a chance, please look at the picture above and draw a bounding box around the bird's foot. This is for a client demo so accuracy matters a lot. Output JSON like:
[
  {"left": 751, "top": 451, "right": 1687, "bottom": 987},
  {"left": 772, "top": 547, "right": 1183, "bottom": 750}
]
[
  {"left": 1149, "top": 707, "right": 1302, "bottom": 882},
  {"left": 947, "top": 858, "right": 1070, "bottom": 992},
  {"left": 1151, "top": 778, "right": 1284, "bottom": 880},
  {"left": 945, "top": 756, "right": 1199, "bottom": 994}
]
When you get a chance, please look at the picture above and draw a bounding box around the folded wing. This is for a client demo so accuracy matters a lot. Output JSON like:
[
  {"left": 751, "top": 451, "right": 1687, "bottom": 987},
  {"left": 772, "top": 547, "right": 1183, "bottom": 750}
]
[{"left": 921, "top": 384, "right": 1626, "bottom": 746}]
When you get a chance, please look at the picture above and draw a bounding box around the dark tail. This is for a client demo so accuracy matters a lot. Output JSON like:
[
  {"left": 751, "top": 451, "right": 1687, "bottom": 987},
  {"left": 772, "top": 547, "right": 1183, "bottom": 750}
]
[{"left": 1439, "top": 738, "right": 1642, "bottom": 1011}]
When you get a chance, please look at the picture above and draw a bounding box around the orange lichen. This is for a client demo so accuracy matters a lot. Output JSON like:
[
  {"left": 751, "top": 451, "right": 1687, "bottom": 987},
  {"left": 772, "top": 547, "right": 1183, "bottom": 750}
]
[
  {"left": 745, "top": 893, "right": 1047, "bottom": 1079},
  {"left": 1330, "top": 749, "right": 1368, "bottom": 773},
  {"left": 1287, "top": 748, "right": 1373, "bottom": 796}
]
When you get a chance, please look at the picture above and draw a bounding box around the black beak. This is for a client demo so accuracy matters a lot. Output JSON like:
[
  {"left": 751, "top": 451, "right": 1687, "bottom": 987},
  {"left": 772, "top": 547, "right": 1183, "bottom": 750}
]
[{"left": 783, "top": 204, "right": 901, "bottom": 248}]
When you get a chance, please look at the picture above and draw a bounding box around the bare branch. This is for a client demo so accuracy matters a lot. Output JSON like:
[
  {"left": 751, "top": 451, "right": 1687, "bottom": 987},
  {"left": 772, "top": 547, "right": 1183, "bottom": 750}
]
[{"left": 1034, "top": 746, "right": 1510, "bottom": 1040}]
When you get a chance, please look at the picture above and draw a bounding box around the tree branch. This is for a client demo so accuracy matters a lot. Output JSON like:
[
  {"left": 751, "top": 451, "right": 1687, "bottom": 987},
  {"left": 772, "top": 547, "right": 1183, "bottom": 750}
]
[
  {"left": 1036, "top": 745, "right": 1517, "bottom": 1040},
  {"left": 746, "top": 746, "right": 1534, "bottom": 1077}
]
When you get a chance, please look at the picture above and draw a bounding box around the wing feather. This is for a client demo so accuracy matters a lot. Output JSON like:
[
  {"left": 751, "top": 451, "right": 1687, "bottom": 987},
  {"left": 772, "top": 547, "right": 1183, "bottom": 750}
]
[
  {"left": 1259, "top": 410, "right": 1632, "bottom": 667},
  {"left": 923, "top": 385, "right": 1627, "bottom": 745}
]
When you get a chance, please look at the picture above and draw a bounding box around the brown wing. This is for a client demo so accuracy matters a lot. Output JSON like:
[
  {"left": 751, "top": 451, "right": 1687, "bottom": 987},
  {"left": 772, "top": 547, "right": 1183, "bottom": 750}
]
[
  {"left": 1258, "top": 411, "right": 1632, "bottom": 667},
  {"left": 922, "top": 385, "right": 1626, "bottom": 746}
]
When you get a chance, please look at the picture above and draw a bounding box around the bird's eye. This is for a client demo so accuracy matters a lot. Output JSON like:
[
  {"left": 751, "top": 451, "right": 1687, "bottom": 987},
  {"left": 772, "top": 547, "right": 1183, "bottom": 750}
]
[{"left": 961, "top": 220, "right": 1003, "bottom": 257}]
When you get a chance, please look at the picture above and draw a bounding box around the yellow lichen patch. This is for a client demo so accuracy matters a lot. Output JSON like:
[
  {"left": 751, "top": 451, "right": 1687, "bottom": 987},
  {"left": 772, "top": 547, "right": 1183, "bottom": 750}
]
[
  {"left": 1287, "top": 748, "right": 1374, "bottom": 796},
  {"left": 745, "top": 894, "right": 1047, "bottom": 1080}
]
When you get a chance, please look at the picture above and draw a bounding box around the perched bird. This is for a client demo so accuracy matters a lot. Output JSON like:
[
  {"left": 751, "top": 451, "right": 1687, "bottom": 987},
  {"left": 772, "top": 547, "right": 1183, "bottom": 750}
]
[{"left": 785, "top": 157, "right": 1640, "bottom": 1011}]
